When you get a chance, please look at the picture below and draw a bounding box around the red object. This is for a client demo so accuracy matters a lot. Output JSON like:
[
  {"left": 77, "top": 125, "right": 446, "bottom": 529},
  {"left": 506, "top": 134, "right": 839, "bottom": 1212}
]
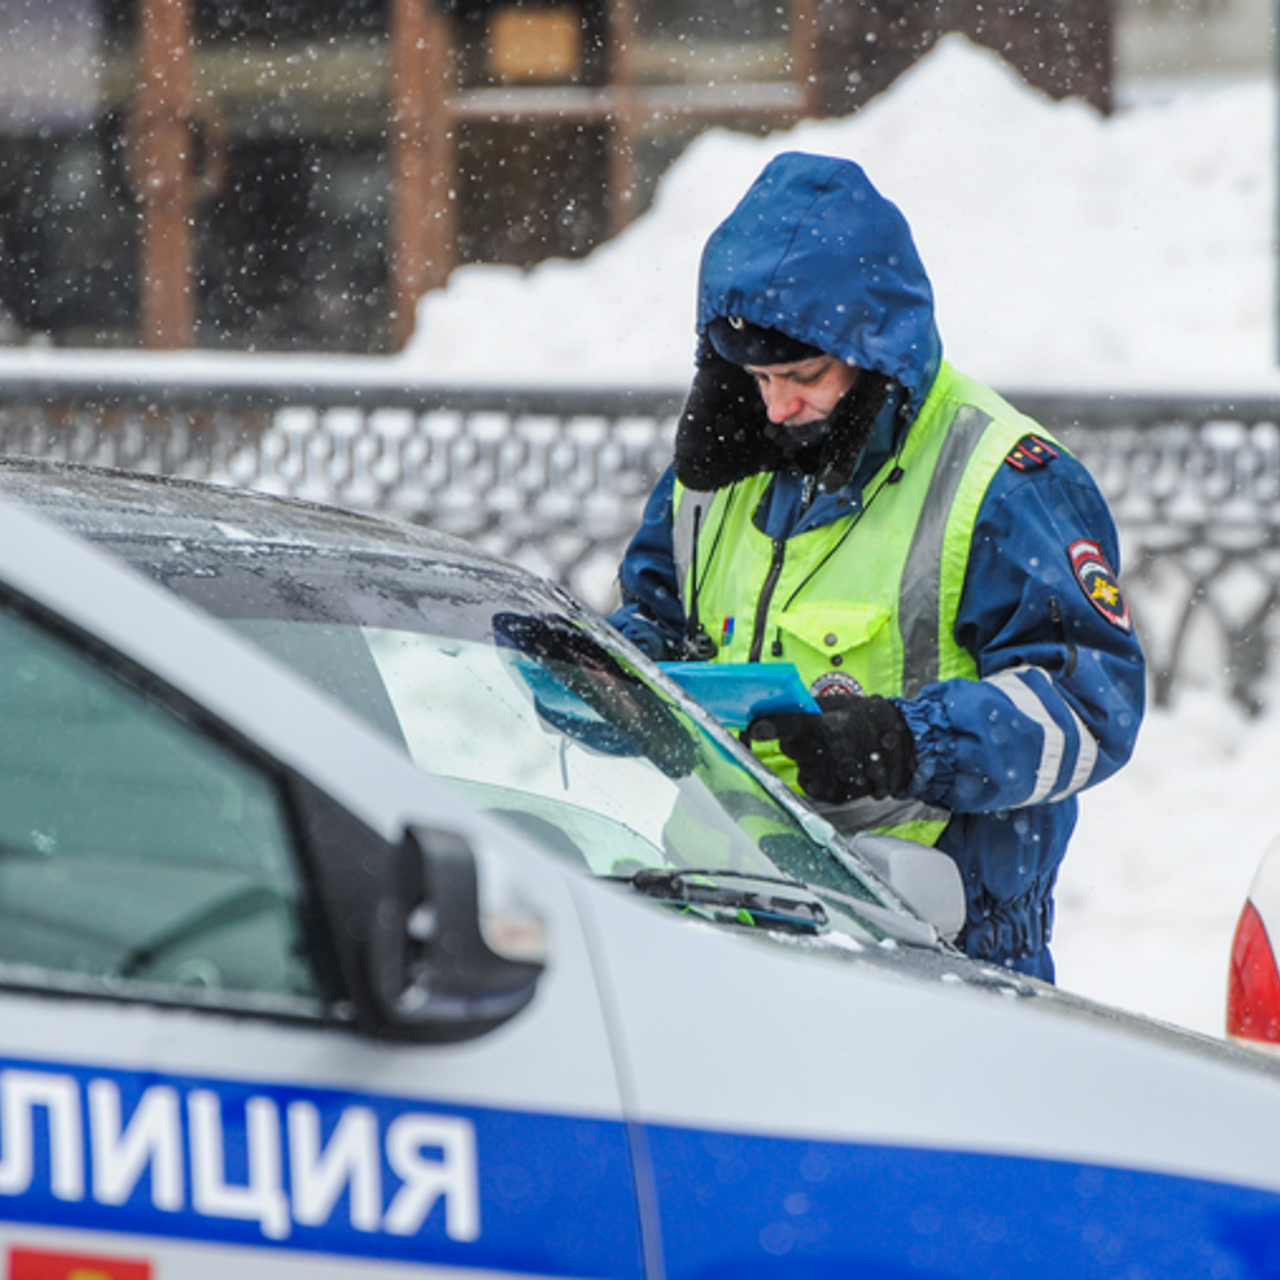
[
  {"left": 7, "top": 1248, "right": 151, "bottom": 1280},
  {"left": 1227, "top": 899, "right": 1280, "bottom": 1043}
]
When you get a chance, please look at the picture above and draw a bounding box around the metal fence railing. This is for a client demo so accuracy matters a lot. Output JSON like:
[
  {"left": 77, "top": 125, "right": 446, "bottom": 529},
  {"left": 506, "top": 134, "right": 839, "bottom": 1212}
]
[
  {"left": 1, "top": 361, "right": 1278, "bottom": 713},
  {"left": 1018, "top": 394, "right": 1280, "bottom": 714}
]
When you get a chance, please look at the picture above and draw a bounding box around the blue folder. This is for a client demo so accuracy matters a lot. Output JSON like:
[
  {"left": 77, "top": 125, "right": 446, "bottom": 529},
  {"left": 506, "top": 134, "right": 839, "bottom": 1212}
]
[{"left": 658, "top": 661, "right": 820, "bottom": 730}]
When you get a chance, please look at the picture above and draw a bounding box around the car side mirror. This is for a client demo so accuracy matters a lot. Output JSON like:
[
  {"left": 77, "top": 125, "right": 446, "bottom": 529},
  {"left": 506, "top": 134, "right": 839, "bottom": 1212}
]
[
  {"left": 366, "top": 824, "right": 546, "bottom": 1042},
  {"left": 848, "top": 832, "right": 967, "bottom": 942}
]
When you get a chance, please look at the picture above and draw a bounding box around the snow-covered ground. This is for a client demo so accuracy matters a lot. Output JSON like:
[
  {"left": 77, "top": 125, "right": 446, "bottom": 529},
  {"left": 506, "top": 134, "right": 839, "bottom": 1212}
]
[
  {"left": 1055, "top": 689, "right": 1276, "bottom": 1038},
  {"left": 403, "top": 35, "right": 1280, "bottom": 1040}
]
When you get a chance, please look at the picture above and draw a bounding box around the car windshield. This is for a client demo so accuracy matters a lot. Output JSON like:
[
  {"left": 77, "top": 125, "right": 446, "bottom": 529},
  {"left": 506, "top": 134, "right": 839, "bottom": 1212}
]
[{"left": 85, "top": 525, "right": 893, "bottom": 937}]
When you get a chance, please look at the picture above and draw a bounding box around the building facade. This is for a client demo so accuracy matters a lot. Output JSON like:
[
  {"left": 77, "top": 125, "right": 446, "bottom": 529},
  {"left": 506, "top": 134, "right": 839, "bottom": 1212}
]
[{"left": 0, "top": 0, "right": 1117, "bottom": 354}]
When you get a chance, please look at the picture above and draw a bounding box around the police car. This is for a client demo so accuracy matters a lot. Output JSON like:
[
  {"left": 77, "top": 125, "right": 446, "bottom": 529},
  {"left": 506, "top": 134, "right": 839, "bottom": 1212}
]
[{"left": 0, "top": 458, "right": 1278, "bottom": 1280}]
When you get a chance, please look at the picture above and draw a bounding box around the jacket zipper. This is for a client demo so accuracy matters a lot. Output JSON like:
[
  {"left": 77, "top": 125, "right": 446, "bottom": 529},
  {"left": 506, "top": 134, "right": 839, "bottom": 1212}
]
[{"left": 749, "top": 538, "right": 787, "bottom": 662}]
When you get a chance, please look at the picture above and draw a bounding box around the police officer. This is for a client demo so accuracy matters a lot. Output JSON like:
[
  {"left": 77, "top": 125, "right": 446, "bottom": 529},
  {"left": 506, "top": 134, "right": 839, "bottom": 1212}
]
[{"left": 609, "top": 151, "right": 1145, "bottom": 980}]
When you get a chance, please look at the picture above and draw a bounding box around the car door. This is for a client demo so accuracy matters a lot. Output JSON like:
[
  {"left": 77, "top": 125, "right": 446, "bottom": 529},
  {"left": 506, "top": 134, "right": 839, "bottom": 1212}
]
[{"left": 0, "top": 500, "right": 648, "bottom": 1280}]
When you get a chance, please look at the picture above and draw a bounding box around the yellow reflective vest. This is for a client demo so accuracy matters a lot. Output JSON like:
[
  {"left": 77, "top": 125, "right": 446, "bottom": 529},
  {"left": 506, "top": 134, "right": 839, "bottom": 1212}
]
[{"left": 672, "top": 362, "right": 1060, "bottom": 843}]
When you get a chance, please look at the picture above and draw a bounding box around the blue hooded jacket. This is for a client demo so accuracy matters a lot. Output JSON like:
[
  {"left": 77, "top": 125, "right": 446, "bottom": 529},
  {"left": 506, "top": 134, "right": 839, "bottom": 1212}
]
[
  {"left": 610, "top": 153, "right": 1145, "bottom": 980},
  {"left": 698, "top": 151, "right": 941, "bottom": 414}
]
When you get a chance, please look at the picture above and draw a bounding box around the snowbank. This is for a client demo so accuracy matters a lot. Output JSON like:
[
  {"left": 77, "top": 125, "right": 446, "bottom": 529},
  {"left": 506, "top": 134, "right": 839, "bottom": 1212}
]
[{"left": 402, "top": 35, "right": 1280, "bottom": 397}]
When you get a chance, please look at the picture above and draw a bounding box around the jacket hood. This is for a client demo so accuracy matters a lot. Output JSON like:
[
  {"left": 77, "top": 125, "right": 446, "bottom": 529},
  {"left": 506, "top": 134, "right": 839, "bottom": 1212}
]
[{"left": 696, "top": 152, "right": 942, "bottom": 414}]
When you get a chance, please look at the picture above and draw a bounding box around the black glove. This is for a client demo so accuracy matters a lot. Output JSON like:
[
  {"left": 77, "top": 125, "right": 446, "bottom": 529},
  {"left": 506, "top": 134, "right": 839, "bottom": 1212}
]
[
  {"left": 673, "top": 350, "right": 784, "bottom": 490},
  {"left": 748, "top": 693, "right": 916, "bottom": 804}
]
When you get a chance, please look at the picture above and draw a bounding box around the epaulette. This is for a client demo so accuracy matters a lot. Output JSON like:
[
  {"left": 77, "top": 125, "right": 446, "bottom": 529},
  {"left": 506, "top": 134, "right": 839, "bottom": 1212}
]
[{"left": 1004, "top": 434, "right": 1059, "bottom": 471}]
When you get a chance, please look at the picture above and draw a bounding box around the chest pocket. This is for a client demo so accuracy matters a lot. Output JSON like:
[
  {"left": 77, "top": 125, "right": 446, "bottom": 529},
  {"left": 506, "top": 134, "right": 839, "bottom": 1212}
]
[{"left": 775, "top": 602, "right": 896, "bottom": 696}]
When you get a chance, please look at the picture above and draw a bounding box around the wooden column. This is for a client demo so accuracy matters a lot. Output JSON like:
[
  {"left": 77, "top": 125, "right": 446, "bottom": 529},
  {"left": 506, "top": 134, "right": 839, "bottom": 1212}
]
[
  {"left": 606, "top": 0, "right": 637, "bottom": 238},
  {"left": 790, "top": 0, "right": 819, "bottom": 117},
  {"left": 390, "top": 0, "right": 454, "bottom": 351},
  {"left": 134, "top": 0, "right": 197, "bottom": 349}
]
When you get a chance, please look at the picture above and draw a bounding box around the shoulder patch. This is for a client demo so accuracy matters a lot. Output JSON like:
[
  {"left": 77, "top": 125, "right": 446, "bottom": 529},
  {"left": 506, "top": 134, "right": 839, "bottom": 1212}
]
[
  {"left": 1005, "top": 434, "right": 1059, "bottom": 471},
  {"left": 1068, "top": 539, "right": 1131, "bottom": 632}
]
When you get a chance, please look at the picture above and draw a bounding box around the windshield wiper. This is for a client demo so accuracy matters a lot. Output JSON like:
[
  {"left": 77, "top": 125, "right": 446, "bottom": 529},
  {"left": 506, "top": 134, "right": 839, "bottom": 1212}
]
[{"left": 609, "top": 868, "right": 827, "bottom": 934}]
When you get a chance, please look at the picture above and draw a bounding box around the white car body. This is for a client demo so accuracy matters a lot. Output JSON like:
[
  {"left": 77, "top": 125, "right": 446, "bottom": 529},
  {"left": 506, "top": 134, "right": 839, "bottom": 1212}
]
[{"left": 0, "top": 487, "right": 1278, "bottom": 1279}]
